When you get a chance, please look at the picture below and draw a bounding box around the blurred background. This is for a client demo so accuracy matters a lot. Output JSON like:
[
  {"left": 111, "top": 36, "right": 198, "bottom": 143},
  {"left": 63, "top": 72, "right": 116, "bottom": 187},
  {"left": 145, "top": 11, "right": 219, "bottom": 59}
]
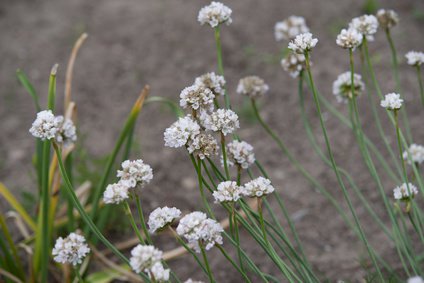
[{"left": 1, "top": 0, "right": 423, "bottom": 281}]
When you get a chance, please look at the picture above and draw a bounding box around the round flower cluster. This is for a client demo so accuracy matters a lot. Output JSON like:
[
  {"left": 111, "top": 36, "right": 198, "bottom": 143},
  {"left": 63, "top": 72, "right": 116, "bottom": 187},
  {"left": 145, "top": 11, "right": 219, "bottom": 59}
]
[
  {"left": 405, "top": 51, "right": 424, "bottom": 67},
  {"left": 236, "top": 76, "right": 269, "bottom": 99},
  {"left": 148, "top": 206, "right": 182, "bottom": 234},
  {"left": 288, "top": 32, "right": 318, "bottom": 54},
  {"left": 380, "top": 92, "right": 403, "bottom": 110},
  {"left": 180, "top": 84, "right": 215, "bottom": 114},
  {"left": 187, "top": 132, "right": 219, "bottom": 160},
  {"left": 241, "top": 177, "right": 275, "bottom": 198},
  {"left": 52, "top": 232, "right": 90, "bottom": 266},
  {"left": 376, "top": 9, "right": 399, "bottom": 29},
  {"left": 117, "top": 159, "right": 153, "bottom": 189},
  {"left": 130, "top": 245, "right": 169, "bottom": 281},
  {"left": 176, "top": 211, "right": 223, "bottom": 252},
  {"left": 393, "top": 183, "right": 418, "bottom": 201},
  {"left": 185, "top": 279, "right": 204, "bottom": 283},
  {"left": 226, "top": 140, "right": 255, "bottom": 169},
  {"left": 103, "top": 183, "right": 129, "bottom": 204},
  {"left": 194, "top": 72, "right": 226, "bottom": 97},
  {"left": 281, "top": 53, "right": 306, "bottom": 78},
  {"left": 403, "top": 144, "right": 424, "bottom": 165},
  {"left": 332, "top": 71, "right": 365, "bottom": 103},
  {"left": 213, "top": 181, "right": 241, "bottom": 203},
  {"left": 349, "top": 15, "right": 379, "bottom": 41},
  {"left": 201, "top": 109, "right": 239, "bottom": 136},
  {"left": 30, "top": 110, "right": 77, "bottom": 144},
  {"left": 274, "top": 16, "right": 309, "bottom": 41},
  {"left": 336, "top": 28, "right": 363, "bottom": 50},
  {"left": 408, "top": 276, "right": 424, "bottom": 283},
  {"left": 164, "top": 115, "right": 201, "bottom": 148},
  {"left": 198, "top": 1, "right": 232, "bottom": 28}
]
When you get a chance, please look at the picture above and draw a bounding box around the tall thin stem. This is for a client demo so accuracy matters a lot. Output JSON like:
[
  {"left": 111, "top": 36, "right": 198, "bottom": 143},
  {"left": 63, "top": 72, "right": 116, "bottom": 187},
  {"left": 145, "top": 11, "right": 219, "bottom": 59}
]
[
  {"left": 200, "top": 243, "right": 215, "bottom": 283},
  {"left": 123, "top": 201, "right": 145, "bottom": 244},
  {"left": 416, "top": 66, "right": 424, "bottom": 107},
  {"left": 135, "top": 194, "right": 152, "bottom": 244},
  {"left": 220, "top": 133, "right": 230, "bottom": 180}
]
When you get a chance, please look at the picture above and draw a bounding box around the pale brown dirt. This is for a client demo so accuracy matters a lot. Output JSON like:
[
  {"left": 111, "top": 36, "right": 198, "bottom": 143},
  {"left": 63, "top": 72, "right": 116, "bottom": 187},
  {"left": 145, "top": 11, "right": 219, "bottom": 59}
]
[{"left": 1, "top": 0, "right": 424, "bottom": 282}]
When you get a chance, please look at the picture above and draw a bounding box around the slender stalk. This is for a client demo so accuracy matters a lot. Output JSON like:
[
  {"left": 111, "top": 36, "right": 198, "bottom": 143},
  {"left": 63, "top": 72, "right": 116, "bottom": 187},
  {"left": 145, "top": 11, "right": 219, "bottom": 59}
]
[
  {"left": 257, "top": 198, "right": 268, "bottom": 245},
  {"left": 74, "top": 267, "right": 84, "bottom": 283},
  {"left": 200, "top": 243, "right": 215, "bottom": 283},
  {"left": 220, "top": 133, "right": 230, "bottom": 180},
  {"left": 217, "top": 245, "right": 251, "bottom": 283},
  {"left": 190, "top": 155, "right": 214, "bottom": 218},
  {"left": 214, "top": 26, "right": 230, "bottom": 108},
  {"left": 416, "top": 65, "right": 424, "bottom": 107},
  {"left": 135, "top": 194, "right": 152, "bottom": 244},
  {"left": 123, "top": 201, "right": 145, "bottom": 244}
]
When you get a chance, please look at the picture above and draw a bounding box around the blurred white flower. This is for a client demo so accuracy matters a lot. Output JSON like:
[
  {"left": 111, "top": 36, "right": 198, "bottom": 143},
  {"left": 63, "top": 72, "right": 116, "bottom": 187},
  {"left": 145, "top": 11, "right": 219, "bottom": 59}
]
[
  {"left": 187, "top": 132, "right": 219, "bottom": 159},
  {"left": 332, "top": 71, "right": 365, "bottom": 103},
  {"left": 241, "top": 177, "right": 275, "bottom": 198},
  {"left": 403, "top": 144, "right": 424, "bottom": 165},
  {"left": 194, "top": 72, "right": 226, "bottom": 97},
  {"left": 336, "top": 28, "right": 363, "bottom": 50},
  {"left": 288, "top": 32, "right": 318, "bottom": 54},
  {"left": 281, "top": 53, "right": 306, "bottom": 78},
  {"left": 393, "top": 183, "right": 418, "bottom": 201},
  {"left": 274, "top": 16, "right": 309, "bottom": 41},
  {"left": 226, "top": 140, "right": 255, "bottom": 169},
  {"left": 380, "top": 93, "right": 403, "bottom": 110},
  {"left": 408, "top": 276, "right": 424, "bottom": 283},
  {"left": 213, "top": 181, "right": 241, "bottom": 203},
  {"left": 149, "top": 262, "right": 170, "bottom": 282},
  {"left": 30, "top": 110, "right": 77, "bottom": 144},
  {"left": 376, "top": 9, "right": 399, "bottom": 29},
  {"left": 180, "top": 84, "right": 215, "bottom": 113},
  {"left": 185, "top": 279, "right": 205, "bottom": 283},
  {"left": 237, "top": 76, "right": 269, "bottom": 99},
  {"left": 201, "top": 109, "right": 239, "bottom": 136},
  {"left": 164, "top": 115, "right": 201, "bottom": 148},
  {"left": 117, "top": 159, "right": 153, "bottom": 189},
  {"left": 349, "top": 15, "right": 378, "bottom": 41},
  {"left": 148, "top": 206, "right": 182, "bottom": 234},
  {"left": 198, "top": 2, "right": 232, "bottom": 28},
  {"left": 103, "top": 182, "right": 129, "bottom": 204},
  {"left": 52, "top": 232, "right": 90, "bottom": 266},
  {"left": 129, "top": 244, "right": 163, "bottom": 274},
  {"left": 405, "top": 51, "right": 424, "bottom": 66}
]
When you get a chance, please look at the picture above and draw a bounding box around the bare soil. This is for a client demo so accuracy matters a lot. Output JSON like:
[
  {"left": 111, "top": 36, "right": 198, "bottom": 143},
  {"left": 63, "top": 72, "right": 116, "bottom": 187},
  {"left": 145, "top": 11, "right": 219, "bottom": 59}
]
[{"left": 1, "top": 0, "right": 423, "bottom": 282}]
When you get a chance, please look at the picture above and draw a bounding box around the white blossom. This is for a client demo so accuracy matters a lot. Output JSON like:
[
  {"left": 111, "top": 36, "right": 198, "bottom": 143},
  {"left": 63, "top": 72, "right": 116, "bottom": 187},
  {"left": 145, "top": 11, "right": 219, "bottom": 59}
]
[
  {"left": 408, "top": 276, "right": 424, "bottom": 283},
  {"left": 288, "top": 32, "right": 318, "bottom": 54},
  {"left": 52, "top": 232, "right": 90, "bottom": 266},
  {"left": 201, "top": 109, "right": 239, "bottom": 136},
  {"left": 237, "top": 76, "right": 269, "bottom": 99},
  {"left": 194, "top": 72, "right": 226, "bottom": 97},
  {"left": 103, "top": 182, "right": 129, "bottom": 204},
  {"left": 405, "top": 51, "right": 424, "bottom": 66},
  {"left": 30, "top": 110, "right": 77, "bottom": 144},
  {"left": 241, "top": 177, "right": 275, "bottom": 198},
  {"left": 349, "top": 15, "right": 378, "bottom": 41},
  {"left": 281, "top": 53, "right": 306, "bottom": 78},
  {"left": 336, "top": 28, "right": 363, "bottom": 50},
  {"left": 274, "top": 16, "right": 309, "bottom": 41},
  {"left": 393, "top": 183, "right": 418, "bottom": 201},
  {"left": 180, "top": 84, "right": 215, "bottom": 113},
  {"left": 226, "top": 140, "right": 255, "bottom": 169},
  {"left": 332, "top": 72, "right": 365, "bottom": 103},
  {"left": 213, "top": 181, "right": 241, "bottom": 203},
  {"left": 376, "top": 9, "right": 399, "bottom": 29},
  {"left": 129, "top": 245, "right": 163, "bottom": 274},
  {"left": 185, "top": 279, "right": 205, "bottom": 283},
  {"left": 117, "top": 159, "right": 153, "bottom": 189},
  {"left": 403, "top": 144, "right": 424, "bottom": 165},
  {"left": 149, "top": 262, "right": 170, "bottom": 282},
  {"left": 380, "top": 92, "right": 403, "bottom": 110},
  {"left": 164, "top": 115, "right": 201, "bottom": 148},
  {"left": 198, "top": 2, "right": 232, "bottom": 28},
  {"left": 187, "top": 132, "right": 219, "bottom": 159},
  {"left": 148, "top": 206, "right": 182, "bottom": 234}
]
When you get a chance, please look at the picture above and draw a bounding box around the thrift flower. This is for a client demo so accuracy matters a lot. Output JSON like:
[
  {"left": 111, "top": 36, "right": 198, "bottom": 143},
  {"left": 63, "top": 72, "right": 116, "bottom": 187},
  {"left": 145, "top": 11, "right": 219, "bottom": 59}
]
[
  {"left": 30, "top": 110, "right": 77, "bottom": 144},
  {"left": 376, "top": 9, "right": 399, "bottom": 29},
  {"left": 187, "top": 132, "right": 219, "bottom": 159},
  {"left": 117, "top": 159, "right": 153, "bottom": 189},
  {"left": 180, "top": 84, "right": 215, "bottom": 113},
  {"left": 194, "top": 72, "right": 226, "bottom": 97},
  {"left": 288, "top": 32, "right": 318, "bottom": 54},
  {"left": 408, "top": 276, "right": 424, "bottom": 283},
  {"left": 281, "top": 53, "right": 306, "bottom": 78},
  {"left": 213, "top": 181, "right": 241, "bottom": 203},
  {"left": 405, "top": 51, "right": 424, "bottom": 66},
  {"left": 336, "top": 28, "right": 363, "bottom": 50},
  {"left": 201, "top": 109, "right": 239, "bottom": 136},
  {"left": 349, "top": 15, "right": 378, "bottom": 41},
  {"left": 241, "top": 177, "right": 275, "bottom": 198},
  {"left": 274, "top": 16, "right": 309, "bottom": 41},
  {"left": 148, "top": 206, "right": 182, "bottom": 234},
  {"left": 237, "top": 76, "right": 269, "bottom": 99},
  {"left": 164, "top": 115, "right": 201, "bottom": 148},
  {"left": 403, "top": 144, "right": 424, "bottom": 165},
  {"left": 226, "top": 140, "right": 255, "bottom": 169},
  {"left": 380, "top": 92, "right": 403, "bottom": 110},
  {"left": 52, "top": 232, "right": 90, "bottom": 266},
  {"left": 103, "top": 182, "right": 129, "bottom": 204},
  {"left": 332, "top": 72, "right": 365, "bottom": 103},
  {"left": 198, "top": 2, "right": 232, "bottom": 28},
  {"left": 185, "top": 279, "right": 204, "bottom": 283},
  {"left": 149, "top": 262, "right": 170, "bottom": 282},
  {"left": 393, "top": 183, "right": 418, "bottom": 201},
  {"left": 129, "top": 245, "right": 163, "bottom": 274}
]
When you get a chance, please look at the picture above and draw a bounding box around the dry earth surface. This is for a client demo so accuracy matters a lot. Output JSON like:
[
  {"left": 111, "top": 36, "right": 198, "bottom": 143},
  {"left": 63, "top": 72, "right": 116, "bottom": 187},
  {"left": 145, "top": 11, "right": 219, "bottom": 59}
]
[{"left": 1, "top": 0, "right": 424, "bottom": 282}]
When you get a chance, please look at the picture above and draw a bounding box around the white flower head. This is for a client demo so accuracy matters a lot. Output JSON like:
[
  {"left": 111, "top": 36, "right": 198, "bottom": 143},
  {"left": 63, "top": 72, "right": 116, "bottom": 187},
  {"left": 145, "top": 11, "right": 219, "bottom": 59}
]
[
  {"left": 225, "top": 140, "right": 255, "bottom": 169},
  {"left": 332, "top": 72, "right": 365, "bottom": 103},
  {"left": 187, "top": 132, "right": 219, "bottom": 160},
  {"left": 103, "top": 182, "right": 129, "bottom": 204},
  {"left": 180, "top": 84, "right": 215, "bottom": 113},
  {"left": 198, "top": 2, "right": 232, "bottom": 28},
  {"left": 376, "top": 9, "right": 399, "bottom": 29},
  {"left": 380, "top": 92, "right": 403, "bottom": 110},
  {"left": 185, "top": 279, "right": 205, "bottom": 283},
  {"left": 274, "top": 16, "right": 309, "bottom": 41},
  {"left": 237, "top": 76, "right": 269, "bottom": 99},
  {"left": 176, "top": 211, "right": 207, "bottom": 244},
  {"left": 405, "top": 51, "right": 424, "bottom": 67},
  {"left": 30, "top": 110, "right": 77, "bottom": 144},
  {"left": 194, "top": 218, "right": 224, "bottom": 251},
  {"left": 281, "top": 53, "right": 306, "bottom": 78},
  {"left": 148, "top": 206, "right": 182, "bottom": 234},
  {"left": 213, "top": 181, "right": 241, "bottom": 203},
  {"left": 52, "top": 232, "right": 90, "bottom": 266},
  {"left": 129, "top": 244, "right": 163, "bottom": 274},
  {"left": 241, "top": 177, "right": 275, "bottom": 198},
  {"left": 117, "top": 159, "right": 153, "bottom": 189},
  {"left": 408, "top": 276, "right": 424, "bottom": 283},
  {"left": 149, "top": 262, "right": 170, "bottom": 282},
  {"left": 349, "top": 15, "right": 379, "bottom": 41},
  {"left": 288, "top": 32, "right": 318, "bottom": 54},
  {"left": 194, "top": 72, "right": 226, "bottom": 97},
  {"left": 393, "top": 183, "right": 418, "bottom": 201},
  {"left": 201, "top": 109, "right": 239, "bottom": 136},
  {"left": 59, "top": 119, "right": 77, "bottom": 145},
  {"left": 403, "top": 144, "right": 424, "bottom": 165},
  {"left": 336, "top": 28, "right": 363, "bottom": 50},
  {"left": 164, "top": 115, "right": 201, "bottom": 148}
]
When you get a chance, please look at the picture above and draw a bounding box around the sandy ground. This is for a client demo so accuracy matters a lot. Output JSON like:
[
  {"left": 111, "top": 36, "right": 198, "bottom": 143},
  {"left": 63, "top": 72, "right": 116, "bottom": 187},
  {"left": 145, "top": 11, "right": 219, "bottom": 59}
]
[{"left": 1, "top": 0, "right": 424, "bottom": 281}]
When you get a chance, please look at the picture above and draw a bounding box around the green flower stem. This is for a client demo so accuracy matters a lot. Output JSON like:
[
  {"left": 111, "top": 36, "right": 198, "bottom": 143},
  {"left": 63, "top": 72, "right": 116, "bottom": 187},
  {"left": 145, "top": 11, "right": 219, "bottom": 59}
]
[
  {"left": 214, "top": 26, "right": 230, "bottom": 108},
  {"left": 304, "top": 51, "right": 383, "bottom": 280},
  {"left": 190, "top": 154, "right": 215, "bottom": 218},
  {"left": 123, "top": 201, "right": 145, "bottom": 244},
  {"left": 217, "top": 245, "right": 251, "bottom": 283},
  {"left": 232, "top": 202, "right": 245, "bottom": 274},
  {"left": 134, "top": 194, "right": 153, "bottom": 244},
  {"left": 202, "top": 160, "right": 217, "bottom": 188},
  {"left": 220, "top": 133, "right": 231, "bottom": 180},
  {"left": 200, "top": 243, "right": 215, "bottom": 283},
  {"left": 236, "top": 165, "right": 241, "bottom": 185},
  {"left": 416, "top": 65, "right": 424, "bottom": 107},
  {"left": 257, "top": 198, "right": 269, "bottom": 246},
  {"left": 74, "top": 266, "right": 84, "bottom": 283}
]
